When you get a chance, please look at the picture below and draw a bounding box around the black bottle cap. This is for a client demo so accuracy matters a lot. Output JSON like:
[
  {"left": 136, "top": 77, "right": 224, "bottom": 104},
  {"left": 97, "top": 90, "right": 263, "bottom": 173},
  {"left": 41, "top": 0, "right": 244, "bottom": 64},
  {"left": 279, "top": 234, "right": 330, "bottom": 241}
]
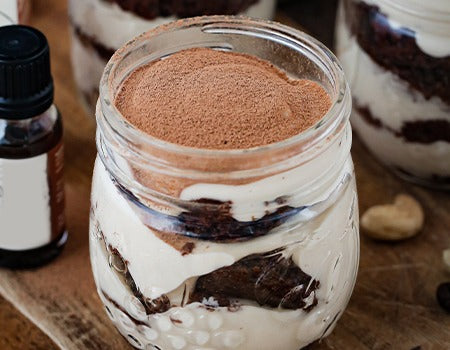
[{"left": 0, "top": 25, "right": 54, "bottom": 119}]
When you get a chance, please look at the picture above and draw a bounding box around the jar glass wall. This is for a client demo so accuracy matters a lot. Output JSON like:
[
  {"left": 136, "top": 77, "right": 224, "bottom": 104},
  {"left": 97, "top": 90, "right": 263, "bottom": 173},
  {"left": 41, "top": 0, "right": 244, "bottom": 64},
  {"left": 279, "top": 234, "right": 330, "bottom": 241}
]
[
  {"left": 68, "top": 0, "right": 277, "bottom": 115},
  {"left": 90, "top": 17, "right": 359, "bottom": 350},
  {"left": 336, "top": 0, "right": 450, "bottom": 189}
]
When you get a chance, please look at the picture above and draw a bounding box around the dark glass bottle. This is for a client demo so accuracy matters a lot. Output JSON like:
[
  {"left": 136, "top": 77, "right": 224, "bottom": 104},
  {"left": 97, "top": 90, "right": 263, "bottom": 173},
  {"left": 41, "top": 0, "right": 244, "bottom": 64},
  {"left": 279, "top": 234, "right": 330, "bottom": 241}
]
[{"left": 0, "top": 25, "right": 67, "bottom": 268}]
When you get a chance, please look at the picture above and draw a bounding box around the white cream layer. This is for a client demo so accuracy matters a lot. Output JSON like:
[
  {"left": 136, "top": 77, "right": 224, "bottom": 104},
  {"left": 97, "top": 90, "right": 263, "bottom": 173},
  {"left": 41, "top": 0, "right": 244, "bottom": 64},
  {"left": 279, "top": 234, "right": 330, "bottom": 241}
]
[
  {"left": 181, "top": 126, "right": 353, "bottom": 222},
  {"left": 363, "top": 0, "right": 450, "bottom": 57},
  {"left": 69, "top": 0, "right": 276, "bottom": 52},
  {"left": 90, "top": 156, "right": 358, "bottom": 349},
  {"left": 351, "top": 108, "right": 450, "bottom": 178}
]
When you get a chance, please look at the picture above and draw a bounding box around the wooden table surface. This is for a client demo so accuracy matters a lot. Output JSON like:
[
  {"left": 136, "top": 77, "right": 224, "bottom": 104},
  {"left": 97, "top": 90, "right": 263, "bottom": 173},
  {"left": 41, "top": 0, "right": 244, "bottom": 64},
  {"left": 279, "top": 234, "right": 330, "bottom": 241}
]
[{"left": 0, "top": 1, "right": 449, "bottom": 349}]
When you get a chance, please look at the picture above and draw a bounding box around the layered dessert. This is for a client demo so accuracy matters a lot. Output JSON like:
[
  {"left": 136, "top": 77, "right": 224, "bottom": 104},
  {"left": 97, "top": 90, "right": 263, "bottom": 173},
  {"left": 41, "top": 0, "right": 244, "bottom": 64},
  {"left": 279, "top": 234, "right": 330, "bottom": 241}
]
[
  {"left": 90, "top": 44, "right": 359, "bottom": 350},
  {"left": 69, "top": 0, "right": 277, "bottom": 113},
  {"left": 336, "top": 0, "right": 450, "bottom": 187}
]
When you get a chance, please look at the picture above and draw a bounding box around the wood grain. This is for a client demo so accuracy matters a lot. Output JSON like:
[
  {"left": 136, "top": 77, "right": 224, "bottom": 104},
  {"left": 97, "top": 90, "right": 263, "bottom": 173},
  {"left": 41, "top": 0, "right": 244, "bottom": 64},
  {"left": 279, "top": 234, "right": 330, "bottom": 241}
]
[
  {"left": 0, "top": 0, "right": 449, "bottom": 349},
  {"left": 0, "top": 296, "right": 58, "bottom": 350}
]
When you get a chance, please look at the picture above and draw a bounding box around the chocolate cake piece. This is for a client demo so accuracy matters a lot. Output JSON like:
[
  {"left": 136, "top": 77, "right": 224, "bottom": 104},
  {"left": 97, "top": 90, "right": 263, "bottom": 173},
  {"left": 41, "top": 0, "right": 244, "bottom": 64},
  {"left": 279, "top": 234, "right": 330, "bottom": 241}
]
[
  {"left": 344, "top": 0, "right": 450, "bottom": 105},
  {"left": 73, "top": 25, "right": 115, "bottom": 61},
  {"left": 402, "top": 120, "right": 450, "bottom": 144},
  {"left": 355, "top": 102, "right": 450, "bottom": 144},
  {"left": 190, "top": 250, "right": 319, "bottom": 310},
  {"left": 105, "top": 0, "right": 259, "bottom": 20},
  {"left": 178, "top": 199, "right": 305, "bottom": 242},
  {"left": 114, "top": 180, "right": 305, "bottom": 242}
]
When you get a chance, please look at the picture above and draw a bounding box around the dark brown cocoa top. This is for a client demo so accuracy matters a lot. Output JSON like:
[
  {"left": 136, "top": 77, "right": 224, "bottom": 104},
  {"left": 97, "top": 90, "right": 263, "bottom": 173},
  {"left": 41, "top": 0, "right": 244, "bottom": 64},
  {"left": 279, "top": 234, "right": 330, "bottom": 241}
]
[{"left": 115, "top": 48, "right": 331, "bottom": 150}]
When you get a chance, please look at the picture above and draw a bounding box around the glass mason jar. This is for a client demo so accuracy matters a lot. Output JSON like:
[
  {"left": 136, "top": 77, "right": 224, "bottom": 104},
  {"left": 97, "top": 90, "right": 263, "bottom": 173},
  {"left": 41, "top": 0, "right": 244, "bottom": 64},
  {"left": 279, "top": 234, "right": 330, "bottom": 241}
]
[
  {"left": 90, "top": 17, "right": 359, "bottom": 350},
  {"left": 68, "top": 0, "right": 277, "bottom": 115},
  {"left": 336, "top": 0, "right": 450, "bottom": 190}
]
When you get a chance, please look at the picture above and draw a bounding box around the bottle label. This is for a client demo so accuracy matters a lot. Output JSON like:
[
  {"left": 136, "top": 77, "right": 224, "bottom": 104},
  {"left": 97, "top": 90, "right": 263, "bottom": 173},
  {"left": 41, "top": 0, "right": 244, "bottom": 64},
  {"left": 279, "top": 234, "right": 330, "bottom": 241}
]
[
  {"left": 0, "top": 0, "right": 18, "bottom": 25},
  {"left": 0, "top": 142, "right": 65, "bottom": 251}
]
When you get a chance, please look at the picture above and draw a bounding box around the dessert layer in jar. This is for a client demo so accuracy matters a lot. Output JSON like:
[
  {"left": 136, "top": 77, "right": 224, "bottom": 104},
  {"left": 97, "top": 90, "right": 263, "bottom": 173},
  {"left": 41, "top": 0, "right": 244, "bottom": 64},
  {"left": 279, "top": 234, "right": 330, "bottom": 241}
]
[
  {"left": 69, "top": 0, "right": 277, "bottom": 113},
  {"left": 90, "top": 44, "right": 359, "bottom": 349},
  {"left": 90, "top": 151, "right": 359, "bottom": 350},
  {"left": 335, "top": 0, "right": 450, "bottom": 187},
  {"left": 91, "top": 155, "right": 358, "bottom": 350}
]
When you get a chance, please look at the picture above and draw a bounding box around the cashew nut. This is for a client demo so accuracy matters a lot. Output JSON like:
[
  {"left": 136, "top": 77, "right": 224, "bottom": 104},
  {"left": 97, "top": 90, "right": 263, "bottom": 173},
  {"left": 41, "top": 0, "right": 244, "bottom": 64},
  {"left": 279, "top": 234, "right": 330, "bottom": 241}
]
[
  {"left": 443, "top": 249, "right": 450, "bottom": 273},
  {"left": 361, "top": 194, "right": 424, "bottom": 241}
]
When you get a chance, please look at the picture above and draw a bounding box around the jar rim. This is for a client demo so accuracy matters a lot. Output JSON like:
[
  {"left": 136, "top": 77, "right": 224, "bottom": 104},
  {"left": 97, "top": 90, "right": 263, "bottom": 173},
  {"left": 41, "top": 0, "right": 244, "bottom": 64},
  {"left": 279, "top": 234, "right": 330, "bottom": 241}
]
[{"left": 98, "top": 16, "right": 350, "bottom": 160}]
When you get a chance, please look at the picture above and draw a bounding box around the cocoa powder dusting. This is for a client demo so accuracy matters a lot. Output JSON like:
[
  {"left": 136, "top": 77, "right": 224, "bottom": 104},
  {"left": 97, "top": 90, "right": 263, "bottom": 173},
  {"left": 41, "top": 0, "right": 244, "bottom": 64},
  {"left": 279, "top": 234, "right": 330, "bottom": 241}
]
[{"left": 115, "top": 48, "right": 332, "bottom": 150}]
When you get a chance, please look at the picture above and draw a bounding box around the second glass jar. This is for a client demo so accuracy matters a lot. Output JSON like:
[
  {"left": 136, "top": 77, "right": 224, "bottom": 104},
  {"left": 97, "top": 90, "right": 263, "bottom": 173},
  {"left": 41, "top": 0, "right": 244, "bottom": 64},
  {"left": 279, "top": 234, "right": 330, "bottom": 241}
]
[{"left": 336, "top": 0, "right": 450, "bottom": 189}]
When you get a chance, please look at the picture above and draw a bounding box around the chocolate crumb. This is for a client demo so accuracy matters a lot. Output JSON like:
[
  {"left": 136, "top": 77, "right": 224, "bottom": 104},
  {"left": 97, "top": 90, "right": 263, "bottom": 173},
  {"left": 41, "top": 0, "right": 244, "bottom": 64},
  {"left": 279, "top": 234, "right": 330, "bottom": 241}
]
[
  {"left": 143, "top": 294, "right": 171, "bottom": 315},
  {"left": 170, "top": 317, "right": 182, "bottom": 324},
  {"left": 181, "top": 242, "right": 195, "bottom": 256},
  {"left": 227, "top": 302, "right": 242, "bottom": 312}
]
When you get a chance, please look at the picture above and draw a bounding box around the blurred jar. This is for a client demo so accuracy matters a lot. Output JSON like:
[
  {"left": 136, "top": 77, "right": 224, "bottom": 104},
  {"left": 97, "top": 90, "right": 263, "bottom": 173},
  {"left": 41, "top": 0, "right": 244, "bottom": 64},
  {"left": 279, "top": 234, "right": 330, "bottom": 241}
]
[
  {"left": 68, "top": 0, "right": 277, "bottom": 115},
  {"left": 336, "top": 0, "right": 450, "bottom": 189}
]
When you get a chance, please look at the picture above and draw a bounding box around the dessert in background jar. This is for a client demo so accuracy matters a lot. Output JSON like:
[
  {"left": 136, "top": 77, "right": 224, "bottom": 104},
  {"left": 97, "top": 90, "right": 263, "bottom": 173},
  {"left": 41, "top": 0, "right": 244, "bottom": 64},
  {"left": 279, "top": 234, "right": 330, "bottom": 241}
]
[
  {"left": 0, "top": 25, "right": 67, "bottom": 268},
  {"left": 68, "top": 0, "right": 277, "bottom": 114},
  {"left": 90, "top": 17, "right": 359, "bottom": 350},
  {"left": 336, "top": 0, "right": 450, "bottom": 189}
]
